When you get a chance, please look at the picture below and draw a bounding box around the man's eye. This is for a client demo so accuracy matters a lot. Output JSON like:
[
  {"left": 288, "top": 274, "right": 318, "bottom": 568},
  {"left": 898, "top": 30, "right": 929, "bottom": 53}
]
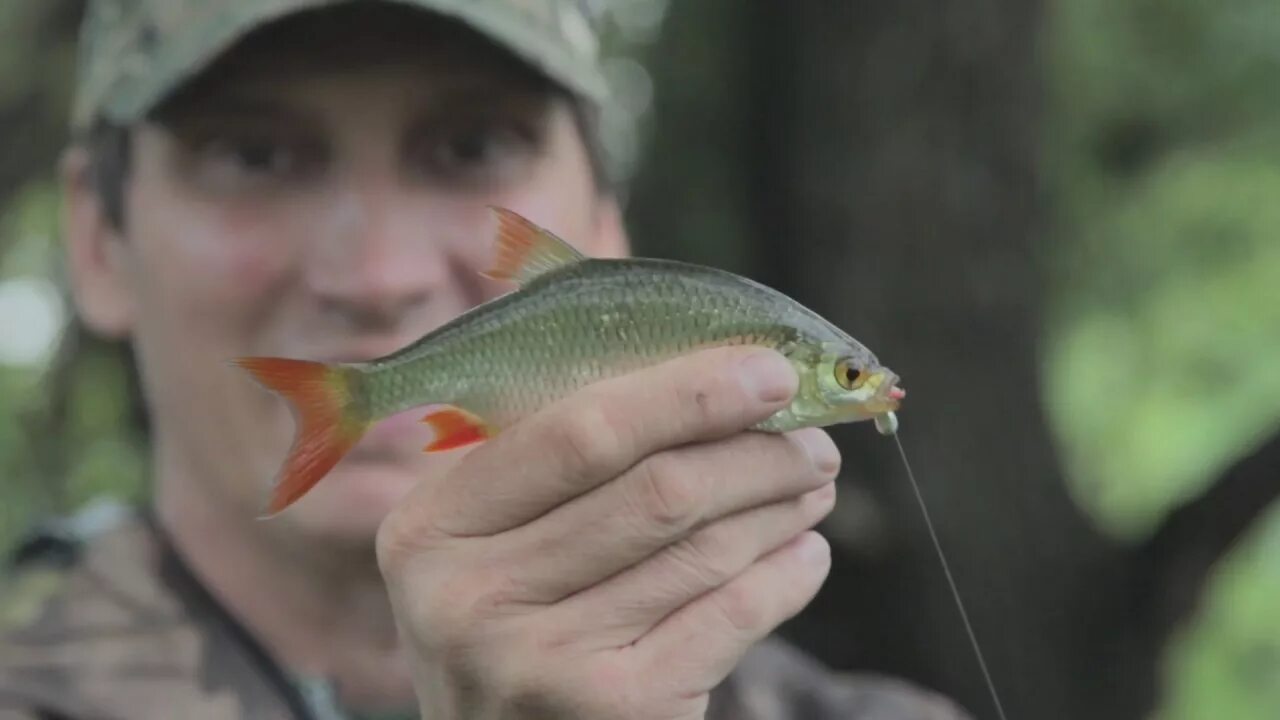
[
  {"left": 418, "top": 121, "right": 537, "bottom": 184},
  {"left": 435, "top": 127, "right": 518, "bottom": 167},
  {"left": 191, "top": 134, "right": 325, "bottom": 190},
  {"left": 216, "top": 138, "right": 306, "bottom": 173},
  {"left": 441, "top": 129, "right": 495, "bottom": 165},
  {"left": 229, "top": 140, "right": 286, "bottom": 171}
]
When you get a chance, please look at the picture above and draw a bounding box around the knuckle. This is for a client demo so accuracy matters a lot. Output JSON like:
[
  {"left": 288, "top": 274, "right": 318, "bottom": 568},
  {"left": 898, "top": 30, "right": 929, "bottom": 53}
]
[
  {"left": 631, "top": 452, "right": 706, "bottom": 533},
  {"left": 680, "top": 351, "right": 765, "bottom": 427},
  {"left": 374, "top": 503, "right": 459, "bottom": 580},
  {"left": 674, "top": 375, "right": 733, "bottom": 430},
  {"left": 668, "top": 526, "right": 742, "bottom": 588},
  {"left": 549, "top": 400, "right": 632, "bottom": 480},
  {"left": 773, "top": 434, "right": 838, "bottom": 490},
  {"left": 792, "top": 430, "right": 841, "bottom": 478},
  {"left": 762, "top": 432, "right": 814, "bottom": 473},
  {"left": 713, "top": 581, "right": 770, "bottom": 634},
  {"left": 375, "top": 507, "right": 425, "bottom": 579},
  {"left": 374, "top": 522, "right": 407, "bottom": 579}
]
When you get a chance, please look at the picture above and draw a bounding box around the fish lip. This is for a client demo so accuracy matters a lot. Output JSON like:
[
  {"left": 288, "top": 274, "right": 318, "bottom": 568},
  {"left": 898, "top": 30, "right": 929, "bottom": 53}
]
[
  {"left": 865, "top": 397, "right": 902, "bottom": 414},
  {"left": 868, "top": 370, "right": 904, "bottom": 400},
  {"left": 881, "top": 385, "right": 904, "bottom": 411},
  {"left": 865, "top": 374, "right": 904, "bottom": 412}
]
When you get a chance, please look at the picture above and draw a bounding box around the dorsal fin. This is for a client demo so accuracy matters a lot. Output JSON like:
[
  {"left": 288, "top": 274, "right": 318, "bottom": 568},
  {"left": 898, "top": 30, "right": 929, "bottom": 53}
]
[{"left": 481, "top": 207, "right": 587, "bottom": 286}]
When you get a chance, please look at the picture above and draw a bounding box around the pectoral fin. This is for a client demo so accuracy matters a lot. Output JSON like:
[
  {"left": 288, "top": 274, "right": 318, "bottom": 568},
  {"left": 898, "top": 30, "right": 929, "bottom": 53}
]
[{"left": 421, "top": 406, "right": 495, "bottom": 451}]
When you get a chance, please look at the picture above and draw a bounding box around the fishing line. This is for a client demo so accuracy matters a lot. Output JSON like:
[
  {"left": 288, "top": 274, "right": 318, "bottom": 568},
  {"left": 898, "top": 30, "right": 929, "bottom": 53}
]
[{"left": 883, "top": 419, "right": 1009, "bottom": 720}]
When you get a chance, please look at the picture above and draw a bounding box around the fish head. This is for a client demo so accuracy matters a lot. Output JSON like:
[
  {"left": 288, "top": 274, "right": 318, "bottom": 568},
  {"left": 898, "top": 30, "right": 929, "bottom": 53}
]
[{"left": 791, "top": 340, "right": 905, "bottom": 425}]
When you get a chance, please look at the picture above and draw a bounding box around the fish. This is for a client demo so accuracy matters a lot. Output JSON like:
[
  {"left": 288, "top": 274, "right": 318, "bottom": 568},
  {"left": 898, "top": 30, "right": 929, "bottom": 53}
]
[{"left": 232, "top": 207, "right": 906, "bottom": 516}]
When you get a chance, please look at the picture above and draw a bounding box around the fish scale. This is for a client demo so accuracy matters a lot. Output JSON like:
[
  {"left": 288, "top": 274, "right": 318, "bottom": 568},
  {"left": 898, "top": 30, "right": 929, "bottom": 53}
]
[
  {"left": 232, "top": 207, "right": 903, "bottom": 516},
  {"left": 361, "top": 260, "right": 803, "bottom": 425}
]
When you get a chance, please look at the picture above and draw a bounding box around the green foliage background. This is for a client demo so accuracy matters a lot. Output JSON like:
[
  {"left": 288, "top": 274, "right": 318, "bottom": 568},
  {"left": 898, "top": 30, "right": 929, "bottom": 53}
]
[
  {"left": 1042, "top": 0, "right": 1280, "bottom": 716},
  {"left": 0, "top": 0, "right": 1277, "bottom": 717}
]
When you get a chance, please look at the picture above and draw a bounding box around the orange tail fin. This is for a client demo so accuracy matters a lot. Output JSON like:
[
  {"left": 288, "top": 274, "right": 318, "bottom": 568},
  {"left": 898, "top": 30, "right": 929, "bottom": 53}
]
[{"left": 231, "top": 357, "right": 371, "bottom": 517}]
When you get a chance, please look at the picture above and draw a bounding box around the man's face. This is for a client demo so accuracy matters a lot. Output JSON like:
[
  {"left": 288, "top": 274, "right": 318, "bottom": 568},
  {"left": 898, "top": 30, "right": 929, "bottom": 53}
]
[{"left": 64, "top": 11, "right": 626, "bottom": 545}]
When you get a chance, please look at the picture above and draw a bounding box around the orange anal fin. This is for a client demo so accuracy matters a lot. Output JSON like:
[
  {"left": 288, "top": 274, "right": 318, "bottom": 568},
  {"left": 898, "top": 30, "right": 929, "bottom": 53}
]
[
  {"left": 481, "top": 206, "right": 585, "bottom": 285},
  {"left": 422, "top": 407, "right": 494, "bottom": 452}
]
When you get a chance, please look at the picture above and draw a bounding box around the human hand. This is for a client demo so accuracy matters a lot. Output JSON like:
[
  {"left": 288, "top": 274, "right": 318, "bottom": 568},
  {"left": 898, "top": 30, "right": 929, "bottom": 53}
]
[{"left": 376, "top": 346, "right": 839, "bottom": 719}]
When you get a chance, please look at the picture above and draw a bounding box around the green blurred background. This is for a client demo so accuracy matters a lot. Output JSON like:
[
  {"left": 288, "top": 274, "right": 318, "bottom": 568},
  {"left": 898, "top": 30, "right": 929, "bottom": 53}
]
[{"left": 0, "top": 1, "right": 1277, "bottom": 718}]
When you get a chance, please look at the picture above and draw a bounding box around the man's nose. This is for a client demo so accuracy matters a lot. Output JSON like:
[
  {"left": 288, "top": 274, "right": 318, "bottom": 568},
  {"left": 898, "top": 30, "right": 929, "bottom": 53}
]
[{"left": 306, "top": 186, "right": 444, "bottom": 330}]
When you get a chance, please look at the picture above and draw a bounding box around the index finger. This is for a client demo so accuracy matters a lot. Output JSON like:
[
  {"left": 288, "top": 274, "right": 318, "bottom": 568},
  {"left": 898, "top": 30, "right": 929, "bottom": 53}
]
[{"left": 416, "top": 345, "right": 798, "bottom": 537}]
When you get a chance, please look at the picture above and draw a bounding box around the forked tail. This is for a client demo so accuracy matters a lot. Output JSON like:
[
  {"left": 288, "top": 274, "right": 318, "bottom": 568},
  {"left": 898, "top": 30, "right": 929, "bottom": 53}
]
[{"left": 231, "top": 357, "right": 372, "bottom": 517}]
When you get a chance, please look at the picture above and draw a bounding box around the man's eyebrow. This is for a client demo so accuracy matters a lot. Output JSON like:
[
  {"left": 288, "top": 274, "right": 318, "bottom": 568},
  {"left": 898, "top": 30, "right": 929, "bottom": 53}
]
[
  {"left": 156, "top": 93, "right": 314, "bottom": 130},
  {"left": 411, "top": 79, "right": 555, "bottom": 117}
]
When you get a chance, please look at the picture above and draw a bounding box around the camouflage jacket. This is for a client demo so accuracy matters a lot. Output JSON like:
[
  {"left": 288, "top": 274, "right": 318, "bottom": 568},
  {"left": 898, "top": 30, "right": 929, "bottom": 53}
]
[{"left": 0, "top": 502, "right": 971, "bottom": 720}]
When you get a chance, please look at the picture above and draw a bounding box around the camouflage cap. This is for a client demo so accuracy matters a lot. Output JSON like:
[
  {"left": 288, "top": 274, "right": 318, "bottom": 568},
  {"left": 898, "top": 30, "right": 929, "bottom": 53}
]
[{"left": 71, "top": 0, "right": 609, "bottom": 133}]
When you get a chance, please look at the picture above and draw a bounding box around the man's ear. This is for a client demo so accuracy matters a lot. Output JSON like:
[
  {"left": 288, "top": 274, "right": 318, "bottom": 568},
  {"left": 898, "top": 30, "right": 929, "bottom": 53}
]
[{"left": 61, "top": 145, "right": 135, "bottom": 339}]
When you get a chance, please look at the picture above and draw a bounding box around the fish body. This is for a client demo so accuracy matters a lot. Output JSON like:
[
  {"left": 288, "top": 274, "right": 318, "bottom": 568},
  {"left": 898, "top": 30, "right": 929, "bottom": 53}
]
[
  {"left": 362, "top": 257, "right": 891, "bottom": 432},
  {"left": 234, "top": 208, "right": 905, "bottom": 516}
]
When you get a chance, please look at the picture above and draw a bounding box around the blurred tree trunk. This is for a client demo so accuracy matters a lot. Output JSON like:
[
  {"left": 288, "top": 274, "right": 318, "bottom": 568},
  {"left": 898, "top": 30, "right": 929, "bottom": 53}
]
[
  {"left": 0, "top": 0, "right": 82, "bottom": 235},
  {"left": 626, "top": 2, "right": 1280, "bottom": 720}
]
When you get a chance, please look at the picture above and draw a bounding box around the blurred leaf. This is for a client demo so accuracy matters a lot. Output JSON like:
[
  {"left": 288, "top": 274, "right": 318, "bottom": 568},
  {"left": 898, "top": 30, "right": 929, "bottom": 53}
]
[
  {"left": 1157, "top": 504, "right": 1280, "bottom": 719},
  {"left": 1045, "top": 146, "right": 1280, "bottom": 537},
  {"left": 1045, "top": 2, "right": 1280, "bottom": 716}
]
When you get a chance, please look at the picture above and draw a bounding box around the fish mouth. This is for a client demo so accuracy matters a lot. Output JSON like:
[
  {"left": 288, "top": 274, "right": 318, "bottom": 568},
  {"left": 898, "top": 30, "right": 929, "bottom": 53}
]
[
  {"left": 862, "top": 373, "right": 905, "bottom": 413},
  {"left": 862, "top": 396, "right": 902, "bottom": 414},
  {"left": 828, "top": 371, "right": 904, "bottom": 419}
]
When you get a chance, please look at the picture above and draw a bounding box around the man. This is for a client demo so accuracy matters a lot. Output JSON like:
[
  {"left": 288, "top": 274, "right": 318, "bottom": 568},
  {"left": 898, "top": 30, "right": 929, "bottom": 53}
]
[{"left": 0, "top": 1, "right": 971, "bottom": 718}]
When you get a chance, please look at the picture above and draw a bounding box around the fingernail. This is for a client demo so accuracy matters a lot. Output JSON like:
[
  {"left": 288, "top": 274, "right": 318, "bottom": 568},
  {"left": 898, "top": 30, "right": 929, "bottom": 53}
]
[
  {"left": 792, "top": 429, "right": 840, "bottom": 475},
  {"left": 737, "top": 351, "right": 797, "bottom": 403}
]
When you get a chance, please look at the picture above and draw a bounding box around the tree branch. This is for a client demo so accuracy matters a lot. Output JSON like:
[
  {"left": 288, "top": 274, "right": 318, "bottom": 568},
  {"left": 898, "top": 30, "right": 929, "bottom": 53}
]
[{"left": 1136, "top": 427, "right": 1280, "bottom": 650}]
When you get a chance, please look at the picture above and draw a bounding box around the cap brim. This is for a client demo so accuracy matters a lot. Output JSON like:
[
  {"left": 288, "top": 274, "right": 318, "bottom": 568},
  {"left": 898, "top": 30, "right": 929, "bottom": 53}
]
[{"left": 76, "top": 0, "right": 607, "bottom": 131}]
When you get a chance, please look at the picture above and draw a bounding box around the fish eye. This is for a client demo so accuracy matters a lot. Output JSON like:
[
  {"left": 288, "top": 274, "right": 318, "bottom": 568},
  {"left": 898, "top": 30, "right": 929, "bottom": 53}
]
[{"left": 834, "top": 359, "right": 867, "bottom": 391}]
